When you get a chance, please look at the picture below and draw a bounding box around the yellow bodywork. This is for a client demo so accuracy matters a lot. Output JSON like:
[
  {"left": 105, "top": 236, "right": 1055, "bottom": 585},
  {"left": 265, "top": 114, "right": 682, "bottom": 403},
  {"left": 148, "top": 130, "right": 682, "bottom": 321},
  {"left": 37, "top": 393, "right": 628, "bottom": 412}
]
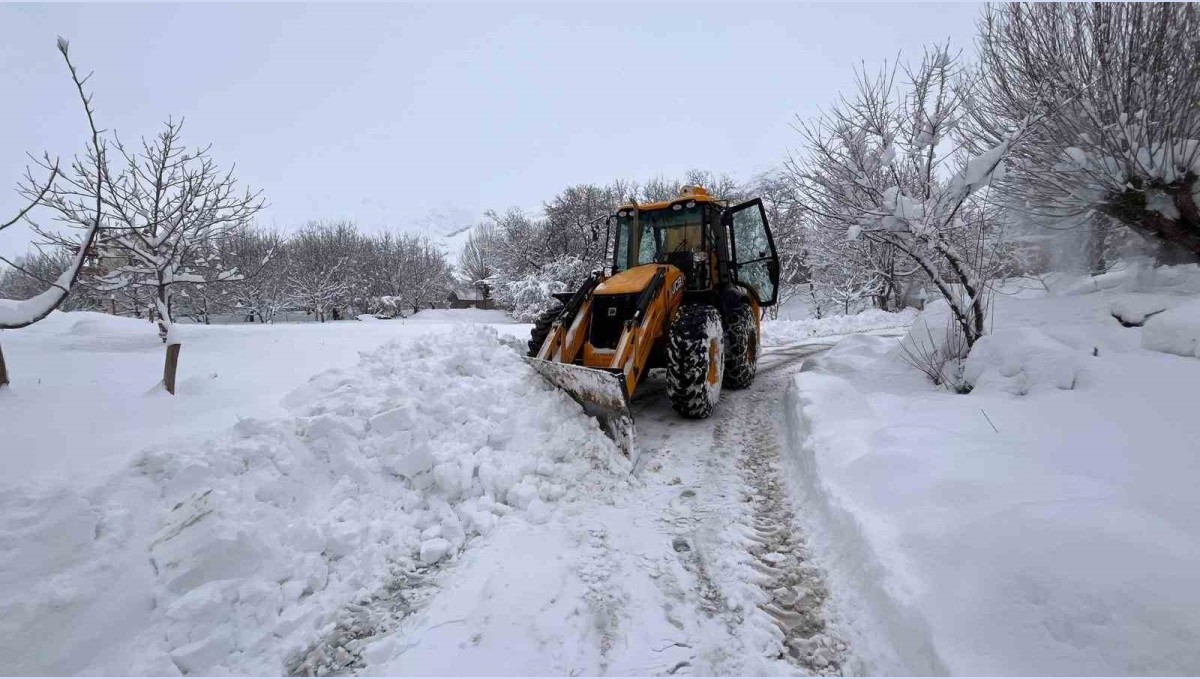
[
  {"left": 616, "top": 185, "right": 722, "bottom": 213},
  {"left": 535, "top": 263, "right": 684, "bottom": 400},
  {"left": 594, "top": 266, "right": 660, "bottom": 295}
]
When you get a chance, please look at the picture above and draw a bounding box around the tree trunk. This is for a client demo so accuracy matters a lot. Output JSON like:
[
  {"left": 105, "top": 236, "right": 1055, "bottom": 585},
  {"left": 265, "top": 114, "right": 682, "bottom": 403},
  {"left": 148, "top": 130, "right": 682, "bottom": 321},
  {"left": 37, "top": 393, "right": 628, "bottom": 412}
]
[
  {"left": 1085, "top": 215, "right": 1109, "bottom": 275},
  {"left": 155, "top": 282, "right": 171, "bottom": 341},
  {"left": 0, "top": 342, "right": 9, "bottom": 388},
  {"left": 163, "top": 342, "right": 181, "bottom": 395},
  {"left": 1103, "top": 180, "right": 1200, "bottom": 262}
]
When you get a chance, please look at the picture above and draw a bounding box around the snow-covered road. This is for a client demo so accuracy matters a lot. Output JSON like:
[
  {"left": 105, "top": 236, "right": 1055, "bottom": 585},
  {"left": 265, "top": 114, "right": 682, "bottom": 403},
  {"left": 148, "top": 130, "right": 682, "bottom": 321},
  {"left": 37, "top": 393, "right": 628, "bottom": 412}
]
[{"left": 315, "top": 341, "right": 850, "bottom": 676}]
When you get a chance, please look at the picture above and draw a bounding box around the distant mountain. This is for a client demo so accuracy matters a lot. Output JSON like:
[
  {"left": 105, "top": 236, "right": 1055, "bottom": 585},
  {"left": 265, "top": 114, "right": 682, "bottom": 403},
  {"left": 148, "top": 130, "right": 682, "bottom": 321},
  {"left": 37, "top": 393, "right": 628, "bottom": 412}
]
[{"left": 407, "top": 206, "right": 478, "bottom": 259}]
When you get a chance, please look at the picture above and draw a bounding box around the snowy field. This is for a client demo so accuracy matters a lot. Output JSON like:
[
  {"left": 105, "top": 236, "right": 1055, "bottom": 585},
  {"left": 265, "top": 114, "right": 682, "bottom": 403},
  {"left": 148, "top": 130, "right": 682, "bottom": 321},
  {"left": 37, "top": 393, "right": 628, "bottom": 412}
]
[
  {"left": 0, "top": 308, "right": 523, "bottom": 488},
  {"left": 762, "top": 308, "right": 918, "bottom": 348},
  {"left": 1, "top": 309, "right": 628, "bottom": 675},
  {"left": 784, "top": 263, "right": 1200, "bottom": 675},
  {"left": 4, "top": 283, "right": 1200, "bottom": 676}
]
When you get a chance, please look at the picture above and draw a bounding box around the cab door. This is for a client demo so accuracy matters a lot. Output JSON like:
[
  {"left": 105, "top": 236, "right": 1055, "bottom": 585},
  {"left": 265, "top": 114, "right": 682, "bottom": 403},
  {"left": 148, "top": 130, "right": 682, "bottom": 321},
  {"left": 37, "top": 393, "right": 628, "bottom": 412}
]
[{"left": 723, "top": 198, "right": 780, "bottom": 306}]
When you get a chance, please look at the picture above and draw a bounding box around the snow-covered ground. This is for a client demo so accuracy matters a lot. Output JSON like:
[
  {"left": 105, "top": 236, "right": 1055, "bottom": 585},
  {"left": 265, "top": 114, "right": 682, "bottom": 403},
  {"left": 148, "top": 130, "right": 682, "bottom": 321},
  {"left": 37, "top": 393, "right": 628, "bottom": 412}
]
[
  {"left": 783, "top": 262, "right": 1200, "bottom": 675},
  {"left": 762, "top": 308, "right": 918, "bottom": 348},
  {"left": 0, "top": 282, "right": 920, "bottom": 679},
  {"left": 0, "top": 308, "right": 523, "bottom": 488},
  {"left": 0, "top": 314, "right": 627, "bottom": 675},
  {"left": 0, "top": 307, "right": 851, "bottom": 676},
  {"left": 6, "top": 278, "right": 1199, "bottom": 676}
]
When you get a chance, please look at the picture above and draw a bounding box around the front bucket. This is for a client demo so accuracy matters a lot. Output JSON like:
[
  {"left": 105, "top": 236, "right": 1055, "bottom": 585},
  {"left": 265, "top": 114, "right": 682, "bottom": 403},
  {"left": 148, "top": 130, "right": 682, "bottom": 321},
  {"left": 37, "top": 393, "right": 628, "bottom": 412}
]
[{"left": 524, "top": 357, "right": 636, "bottom": 457}]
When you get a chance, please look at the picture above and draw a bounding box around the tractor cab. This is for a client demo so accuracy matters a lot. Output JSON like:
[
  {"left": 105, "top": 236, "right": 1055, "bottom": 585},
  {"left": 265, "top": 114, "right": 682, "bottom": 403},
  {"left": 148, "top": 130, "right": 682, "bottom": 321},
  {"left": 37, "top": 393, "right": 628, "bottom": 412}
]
[
  {"left": 608, "top": 185, "right": 780, "bottom": 307},
  {"left": 610, "top": 186, "right": 721, "bottom": 293}
]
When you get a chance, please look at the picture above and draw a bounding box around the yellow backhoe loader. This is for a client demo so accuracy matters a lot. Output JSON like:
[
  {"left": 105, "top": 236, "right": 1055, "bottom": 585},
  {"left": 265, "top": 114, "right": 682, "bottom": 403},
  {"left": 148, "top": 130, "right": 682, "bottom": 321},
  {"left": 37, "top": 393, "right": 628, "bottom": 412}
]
[{"left": 525, "top": 185, "right": 780, "bottom": 455}]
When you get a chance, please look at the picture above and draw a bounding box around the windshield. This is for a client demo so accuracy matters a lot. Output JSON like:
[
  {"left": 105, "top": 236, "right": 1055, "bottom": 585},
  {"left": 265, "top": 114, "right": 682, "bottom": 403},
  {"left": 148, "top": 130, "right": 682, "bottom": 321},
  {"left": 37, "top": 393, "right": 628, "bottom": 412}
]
[{"left": 613, "top": 203, "right": 705, "bottom": 272}]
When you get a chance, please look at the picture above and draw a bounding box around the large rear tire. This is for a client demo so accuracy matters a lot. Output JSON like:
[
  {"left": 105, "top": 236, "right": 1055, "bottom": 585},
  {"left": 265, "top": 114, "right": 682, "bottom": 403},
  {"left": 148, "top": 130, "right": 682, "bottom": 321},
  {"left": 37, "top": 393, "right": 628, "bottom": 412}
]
[
  {"left": 527, "top": 302, "right": 564, "bottom": 357},
  {"left": 667, "top": 305, "right": 724, "bottom": 419},
  {"left": 723, "top": 303, "right": 759, "bottom": 389}
]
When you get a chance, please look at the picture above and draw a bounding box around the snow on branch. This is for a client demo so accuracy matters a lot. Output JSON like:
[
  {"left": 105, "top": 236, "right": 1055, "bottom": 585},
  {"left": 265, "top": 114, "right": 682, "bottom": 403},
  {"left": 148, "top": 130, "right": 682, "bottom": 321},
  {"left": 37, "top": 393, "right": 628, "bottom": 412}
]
[{"left": 1, "top": 37, "right": 105, "bottom": 330}]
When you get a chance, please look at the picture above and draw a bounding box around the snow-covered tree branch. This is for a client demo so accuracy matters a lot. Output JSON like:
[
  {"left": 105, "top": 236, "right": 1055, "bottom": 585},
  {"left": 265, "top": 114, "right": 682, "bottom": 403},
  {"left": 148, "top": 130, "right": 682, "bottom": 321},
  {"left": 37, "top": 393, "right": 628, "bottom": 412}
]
[
  {"left": 1, "top": 38, "right": 104, "bottom": 333},
  {"left": 786, "top": 43, "right": 1018, "bottom": 378},
  {"left": 967, "top": 3, "right": 1200, "bottom": 262}
]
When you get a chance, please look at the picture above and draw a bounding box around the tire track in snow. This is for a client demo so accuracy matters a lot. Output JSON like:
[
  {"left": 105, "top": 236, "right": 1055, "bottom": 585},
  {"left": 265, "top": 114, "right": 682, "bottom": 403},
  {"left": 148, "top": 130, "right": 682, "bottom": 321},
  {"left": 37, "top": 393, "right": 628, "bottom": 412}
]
[
  {"left": 726, "top": 355, "right": 847, "bottom": 675},
  {"left": 630, "top": 342, "right": 846, "bottom": 675},
  {"left": 308, "top": 340, "right": 844, "bottom": 677},
  {"left": 287, "top": 561, "right": 446, "bottom": 676},
  {"left": 739, "top": 345, "right": 844, "bottom": 676}
]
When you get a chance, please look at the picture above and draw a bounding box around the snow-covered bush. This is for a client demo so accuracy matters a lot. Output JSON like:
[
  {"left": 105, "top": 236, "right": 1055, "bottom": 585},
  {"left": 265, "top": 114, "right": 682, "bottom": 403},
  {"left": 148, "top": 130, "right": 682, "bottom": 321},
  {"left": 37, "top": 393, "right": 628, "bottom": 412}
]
[
  {"left": 896, "top": 300, "right": 973, "bottom": 391},
  {"left": 963, "top": 327, "right": 1084, "bottom": 395},
  {"left": 493, "top": 256, "right": 592, "bottom": 322}
]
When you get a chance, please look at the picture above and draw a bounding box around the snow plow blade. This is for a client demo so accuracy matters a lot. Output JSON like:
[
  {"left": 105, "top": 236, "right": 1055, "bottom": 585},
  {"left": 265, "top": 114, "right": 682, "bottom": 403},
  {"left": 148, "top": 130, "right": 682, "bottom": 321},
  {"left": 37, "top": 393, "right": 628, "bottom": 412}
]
[{"left": 523, "top": 357, "right": 636, "bottom": 457}]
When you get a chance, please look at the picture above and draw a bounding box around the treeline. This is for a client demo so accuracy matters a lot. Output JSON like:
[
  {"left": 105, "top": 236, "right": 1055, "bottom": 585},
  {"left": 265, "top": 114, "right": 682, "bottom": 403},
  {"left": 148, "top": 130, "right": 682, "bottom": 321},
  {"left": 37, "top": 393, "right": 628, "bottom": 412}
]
[
  {"left": 463, "top": 3, "right": 1200, "bottom": 333},
  {"left": 7, "top": 3, "right": 1200, "bottom": 338},
  {"left": 1, "top": 220, "right": 453, "bottom": 323}
]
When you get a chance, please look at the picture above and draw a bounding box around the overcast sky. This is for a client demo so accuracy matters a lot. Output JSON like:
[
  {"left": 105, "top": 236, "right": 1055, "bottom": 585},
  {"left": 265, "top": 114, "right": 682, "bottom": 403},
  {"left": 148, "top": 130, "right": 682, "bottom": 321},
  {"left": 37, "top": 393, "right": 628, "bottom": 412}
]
[{"left": 0, "top": 2, "right": 982, "bottom": 258}]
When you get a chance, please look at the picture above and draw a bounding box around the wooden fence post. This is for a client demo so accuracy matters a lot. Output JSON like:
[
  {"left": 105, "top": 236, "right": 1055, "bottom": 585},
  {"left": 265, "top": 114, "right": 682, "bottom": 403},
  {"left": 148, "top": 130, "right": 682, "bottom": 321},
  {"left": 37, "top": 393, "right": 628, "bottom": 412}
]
[
  {"left": 0, "top": 342, "right": 9, "bottom": 388},
  {"left": 163, "top": 342, "right": 181, "bottom": 395}
]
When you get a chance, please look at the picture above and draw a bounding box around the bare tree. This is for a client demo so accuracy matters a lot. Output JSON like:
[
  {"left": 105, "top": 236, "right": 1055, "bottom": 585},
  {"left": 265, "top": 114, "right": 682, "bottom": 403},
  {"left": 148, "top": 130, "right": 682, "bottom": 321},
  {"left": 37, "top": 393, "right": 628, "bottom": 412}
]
[
  {"left": 787, "top": 44, "right": 1017, "bottom": 375},
  {"left": 287, "top": 221, "right": 354, "bottom": 322},
  {"left": 3, "top": 39, "right": 104, "bottom": 329},
  {"left": 967, "top": 3, "right": 1200, "bottom": 261},
  {"left": 215, "top": 225, "right": 289, "bottom": 322},
  {"left": 456, "top": 221, "right": 498, "bottom": 299},
  {"left": 35, "top": 120, "right": 264, "bottom": 333},
  {"left": 1, "top": 38, "right": 105, "bottom": 387}
]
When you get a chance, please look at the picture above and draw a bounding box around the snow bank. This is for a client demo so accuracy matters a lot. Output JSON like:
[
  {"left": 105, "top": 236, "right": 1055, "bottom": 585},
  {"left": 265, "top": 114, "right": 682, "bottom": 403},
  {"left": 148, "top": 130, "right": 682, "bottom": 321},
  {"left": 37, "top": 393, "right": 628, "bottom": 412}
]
[
  {"left": 963, "top": 327, "right": 1085, "bottom": 394},
  {"left": 1142, "top": 298, "right": 1200, "bottom": 358},
  {"left": 0, "top": 311, "right": 531, "bottom": 489},
  {"left": 782, "top": 270, "right": 1200, "bottom": 674},
  {"left": 1108, "top": 293, "right": 1173, "bottom": 326},
  {"left": 0, "top": 327, "right": 622, "bottom": 676},
  {"left": 762, "top": 307, "right": 916, "bottom": 347}
]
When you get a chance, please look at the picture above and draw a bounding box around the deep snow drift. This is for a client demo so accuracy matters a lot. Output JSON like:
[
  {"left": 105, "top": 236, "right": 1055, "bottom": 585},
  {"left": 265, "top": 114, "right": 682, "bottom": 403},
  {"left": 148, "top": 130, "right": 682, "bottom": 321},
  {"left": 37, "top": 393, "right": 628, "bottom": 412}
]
[
  {"left": 0, "top": 322, "right": 627, "bottom": 675},
  {"left": 782, "top": 263, "right": 1200, "bottom": 675},
  {"left": 0, "top": 310, "right": 528, "bottom": 488}
]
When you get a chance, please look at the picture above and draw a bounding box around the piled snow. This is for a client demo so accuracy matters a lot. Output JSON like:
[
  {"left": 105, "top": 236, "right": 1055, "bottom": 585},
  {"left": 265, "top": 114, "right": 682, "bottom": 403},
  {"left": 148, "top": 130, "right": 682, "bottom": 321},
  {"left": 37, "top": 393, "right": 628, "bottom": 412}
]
[
  {"left": 762, "top": 307, "right": 916, "bottom": 347},
  {"left": 782, "top": 263, "right": 1200, "bottom": 674},
  {"left": 963, "top": 327, "right": 1084, "bottom": 394},
  {"left": 1142, "top": 298, "right": 1200, "bottom": 358},
  {"left": 1109, "top": 293, "right": 1173, "bottom": 326},
  {"left": 0, "top": 326, "right": 622, "bottom": 675},
  {"left": 0, "top": 309, "right": 527, "bottom": 488}
]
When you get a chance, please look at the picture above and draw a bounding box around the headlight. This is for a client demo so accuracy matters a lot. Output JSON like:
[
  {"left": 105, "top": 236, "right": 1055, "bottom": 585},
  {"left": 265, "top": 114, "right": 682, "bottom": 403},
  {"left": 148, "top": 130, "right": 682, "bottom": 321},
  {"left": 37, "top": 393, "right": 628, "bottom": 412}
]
[
  {"left": 686, "top": 201, "right": 696, "bottom": 208},
  {"left": 672, "top": 203, "right": 682, "bottom": 211}
]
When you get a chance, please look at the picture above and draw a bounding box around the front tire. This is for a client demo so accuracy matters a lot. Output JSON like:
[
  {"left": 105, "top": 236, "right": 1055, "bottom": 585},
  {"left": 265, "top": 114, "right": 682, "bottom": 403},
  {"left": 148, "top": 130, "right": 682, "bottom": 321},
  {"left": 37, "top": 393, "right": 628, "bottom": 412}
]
[
  {"left": 723, "top": 303, "right": 759, "bottom": 389},
  {"left": 667, "top": 305, "right": 724, "bottom": 419},
  {"left": 527, "top": 302, "right": 564, "bottom": 357}
]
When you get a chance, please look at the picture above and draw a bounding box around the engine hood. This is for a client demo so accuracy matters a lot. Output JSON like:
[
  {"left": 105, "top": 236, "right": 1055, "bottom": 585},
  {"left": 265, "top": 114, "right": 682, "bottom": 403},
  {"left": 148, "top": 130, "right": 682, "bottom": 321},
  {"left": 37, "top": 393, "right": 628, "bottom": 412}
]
[{"left": 595, "top": 264, "right": 679, "bottom": 295}]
